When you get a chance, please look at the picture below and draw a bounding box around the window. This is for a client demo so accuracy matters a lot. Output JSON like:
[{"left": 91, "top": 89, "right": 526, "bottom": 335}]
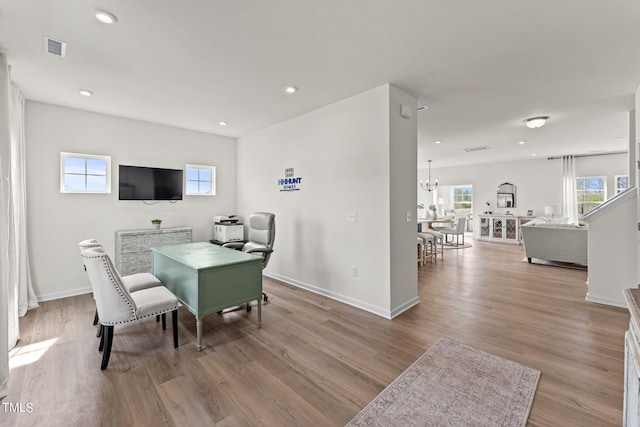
[
  {"left": 615, "top": 175, "right": 629, "bottom": 194},
  {"left": 185, "top": 164, "right": 215, "bottom": 195},
  {"left": 60, "top": 152, "right": 111, "bottom": 193},
  {"left": 452, "top": 185, "right": 472, "bottom": 217},
  {"left": 576, "top": 176, "right": 606, "bottom": 215}
]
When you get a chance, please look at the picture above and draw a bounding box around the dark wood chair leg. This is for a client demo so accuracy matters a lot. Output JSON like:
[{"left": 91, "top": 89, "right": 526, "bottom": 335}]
[
  {"left": 156, "top": 315, "right": 160, "bottom": 323},
  {"left": 101, "top": 325, "right": 114, "bottom": 370},
  {"left": 93, "top": 309, "right": 99, "bottom": 325},
  {"left": 172, "top": 309, "right": 178, "bottom": 348},
  {"left": 161, "top": 313, "right": 166, "bottom": 330},
  {"left": 96, "top": 322, "right": 102, "bottom": 338},
  {"left": 98, "top": 325, "right": 105, "bottom": 351}
]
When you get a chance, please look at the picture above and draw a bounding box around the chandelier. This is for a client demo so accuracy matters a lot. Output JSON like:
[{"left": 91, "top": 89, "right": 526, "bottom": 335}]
[{"left": 420, "top": 160, "right": 438, "bottom": 192}]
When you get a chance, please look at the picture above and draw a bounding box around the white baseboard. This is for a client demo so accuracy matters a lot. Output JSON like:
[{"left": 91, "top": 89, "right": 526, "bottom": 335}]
[
  {"left": 585, "top": 293, "right": 627, "bottom": 308},
  {"left": 37, "top": 287, "right": 92, "bottom": 302},
  {"left": 263, "top": 270, "right": 419, "bottom": 320}
]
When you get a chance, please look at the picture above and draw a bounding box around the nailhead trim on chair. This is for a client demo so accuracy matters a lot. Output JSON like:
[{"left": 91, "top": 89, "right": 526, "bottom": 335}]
[{"left": 83, "top": 252, "right": 179, "bottom": 326}]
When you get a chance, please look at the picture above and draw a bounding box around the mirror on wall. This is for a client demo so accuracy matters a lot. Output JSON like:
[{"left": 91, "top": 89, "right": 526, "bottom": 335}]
[{"left": 497, "top": 182, "right": 516, "bottom": 208}]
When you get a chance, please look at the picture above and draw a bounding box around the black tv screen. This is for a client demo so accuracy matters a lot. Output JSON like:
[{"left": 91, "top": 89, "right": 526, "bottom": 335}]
[{"left": 119, "top": 165, "right": 183, "bottom": 200}]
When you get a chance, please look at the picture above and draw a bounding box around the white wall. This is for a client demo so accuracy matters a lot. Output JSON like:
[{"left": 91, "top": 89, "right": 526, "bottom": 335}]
[
  {"left": 237, "top": 84, "right": 418, "bottom": 318},
  {"left": 585, "top": 192, "right": 637, "bottom": 307},
  {"left": 419, "top": 153, "right": 628, "bottom": 237},
  {"left": 26, "top": 101, "right": 237, "bottom": 300}
]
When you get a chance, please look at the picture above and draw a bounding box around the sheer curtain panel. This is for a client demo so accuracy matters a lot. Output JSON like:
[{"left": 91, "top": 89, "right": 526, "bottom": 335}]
[
  {"left": 561, "top": 155, "right": 579, "bottom": 225},
  {"left": 0, "top": 53, "right": 38, "bottom": 399}
]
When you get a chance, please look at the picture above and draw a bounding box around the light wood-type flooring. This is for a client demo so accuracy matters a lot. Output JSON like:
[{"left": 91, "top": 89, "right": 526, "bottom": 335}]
[{"left": 1, "top": 240, "right": 630, "bottom": 426}]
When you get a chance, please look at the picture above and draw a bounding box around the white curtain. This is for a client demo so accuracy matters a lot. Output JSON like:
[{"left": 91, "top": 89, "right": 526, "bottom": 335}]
[
  {"left": 0, "top": 53, "right": 38, "bottom": 399},
  {"left": 561, "top": 155, "right": 579, "bottom": 225}
]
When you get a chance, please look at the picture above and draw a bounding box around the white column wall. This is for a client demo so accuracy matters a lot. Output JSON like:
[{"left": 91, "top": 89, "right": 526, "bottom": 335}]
[
  {"left": 237, "top": 84, "right": 418, "bottom": 318},
  {"left": 26, "top": 102, "right": 237, "bottom": 299}
]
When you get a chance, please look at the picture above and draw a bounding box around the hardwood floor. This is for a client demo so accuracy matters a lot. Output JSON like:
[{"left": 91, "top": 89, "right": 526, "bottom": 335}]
[{"left": 2, "top": 240, "right": 630, "bottom": 426}]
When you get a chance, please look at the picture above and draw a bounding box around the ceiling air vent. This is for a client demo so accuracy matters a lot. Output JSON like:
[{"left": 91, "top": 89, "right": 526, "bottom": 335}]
[
  {"left": 43, "top": 36, "right": 66, "bottom": 58},
  {"left": 462, "top": 146, "right": 491, "bottom": 152}
]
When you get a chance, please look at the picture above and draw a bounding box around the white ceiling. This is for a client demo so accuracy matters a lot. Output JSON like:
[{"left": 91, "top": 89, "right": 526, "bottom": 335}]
[{"left": 1, "top": 1, "right": 639, "bottom": 168}]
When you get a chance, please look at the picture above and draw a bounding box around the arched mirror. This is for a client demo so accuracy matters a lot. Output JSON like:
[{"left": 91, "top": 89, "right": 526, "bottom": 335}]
[{"left": 497, "top": 182, "right": 516, "bottom": 208}]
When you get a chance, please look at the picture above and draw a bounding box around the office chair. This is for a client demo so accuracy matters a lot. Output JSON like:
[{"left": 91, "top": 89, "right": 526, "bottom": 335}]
[{"left": 223, "top": 212, "right": 275, "bottom": 305}]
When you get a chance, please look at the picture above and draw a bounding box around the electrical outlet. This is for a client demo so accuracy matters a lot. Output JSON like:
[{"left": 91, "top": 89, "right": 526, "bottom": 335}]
[
  {"left": 347, "top": 211, "right": 357, "bottom": 223},
  {"left": 351, "top": 265, "right": 358, "bottom": 277}
]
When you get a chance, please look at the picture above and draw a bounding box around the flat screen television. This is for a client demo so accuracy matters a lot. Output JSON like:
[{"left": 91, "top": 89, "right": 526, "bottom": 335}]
[{"left": 119, "top": 165, "right": 183, "bottom": 200}]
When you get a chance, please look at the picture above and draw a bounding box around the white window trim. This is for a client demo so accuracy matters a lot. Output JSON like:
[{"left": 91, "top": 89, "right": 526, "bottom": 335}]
[
  {"left": 576, "top": 175, "right": 606, "bottom": 214},
  {"left": 185, "top": 164, "right": 216, "bottom": 196},
  {"left": 60, "top": 152, "right": 111, "bottom": 194},
  {"left": 615, "top": 174, "right": 629, "bottom": 194}
]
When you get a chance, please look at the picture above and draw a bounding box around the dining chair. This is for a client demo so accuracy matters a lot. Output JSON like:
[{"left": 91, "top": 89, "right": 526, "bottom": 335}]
[
  {"left": 81, "top": 247, "right": 179, "bottom": 370},
  {"left": 440, "top": 217, "right": 467, "bottom": 247},
  {"left": 78, "top": 239, "right": 163, "bottom": 332}
]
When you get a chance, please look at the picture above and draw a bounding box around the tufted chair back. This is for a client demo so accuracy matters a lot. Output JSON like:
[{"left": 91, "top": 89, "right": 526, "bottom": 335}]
[{"left": 81, "top": 247, "right": 136, "bottom": 325}]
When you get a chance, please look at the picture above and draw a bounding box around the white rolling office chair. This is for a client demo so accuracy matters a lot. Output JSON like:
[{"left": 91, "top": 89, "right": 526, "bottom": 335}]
[{"left": 223, "top": 212, "right": 275, "bottom": 305}]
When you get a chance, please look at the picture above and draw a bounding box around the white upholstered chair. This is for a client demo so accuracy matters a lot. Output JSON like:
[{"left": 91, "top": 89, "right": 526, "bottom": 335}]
[
  {"left": 81, "top": 247, "right": 180, "bottom": 370},
  {"left": 439, "top": 217, "right": 467, "bottom": 247},
  {"left": 78, "top": 239, "right": 163, "bottom": 331},
  {"left": 223, "top": 212, "right": 275, "bottom": 303}
]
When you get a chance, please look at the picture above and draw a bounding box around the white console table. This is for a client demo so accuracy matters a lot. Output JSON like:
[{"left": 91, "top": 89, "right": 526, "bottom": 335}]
[
  {"left": 478, "top": 215, "right": 531, "bottom": 244},
  {"left": 624, "top": 288, "right": 640, "bottom": 426},
  {"left": 115, "top": 227, "right": 192, "bottom": 276}
]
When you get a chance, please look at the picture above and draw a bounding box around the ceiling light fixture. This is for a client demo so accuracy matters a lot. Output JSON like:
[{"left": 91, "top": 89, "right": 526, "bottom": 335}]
[
  {"left": 79, "top": 89, "right": 93, "bottom": 97},
  {"left": 284, "top": 86, "right": 297, "bottom": 94},
  {"left": 417, "top": 105, "right": 428, "bottom": 111},
  {"left": 218, "top": 121, "right": 228, "bottom": 126},
  {"left": 420, "top": 160, "right": 438, "bottom": 192},
  {"left": 523, "top": 116, "right": 549, "bottom": 129},
  {"left": 95, "top": 10, "right": 118, "bottom": 24}
]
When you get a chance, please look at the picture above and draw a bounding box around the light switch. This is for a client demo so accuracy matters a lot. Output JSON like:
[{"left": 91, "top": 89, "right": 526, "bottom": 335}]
[{"left": 406, "top": 211, "right": 412, "bottom": 222}]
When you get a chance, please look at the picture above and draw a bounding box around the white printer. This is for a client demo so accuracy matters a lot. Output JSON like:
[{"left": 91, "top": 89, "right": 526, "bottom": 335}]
[{"left": 213, "top": 215, "right": 244, "bottom": 243}]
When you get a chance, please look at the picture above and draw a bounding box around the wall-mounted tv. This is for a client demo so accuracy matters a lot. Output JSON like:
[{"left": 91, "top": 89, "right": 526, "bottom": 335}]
[{"left": 119, "top": 165, "right": 183, "bottom": 201}]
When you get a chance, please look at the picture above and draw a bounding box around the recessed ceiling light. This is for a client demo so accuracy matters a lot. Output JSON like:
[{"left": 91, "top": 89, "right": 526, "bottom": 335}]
[
  {"left": 531, "top": 153, "right": 538, "bottom": 156},
  {"left": 519, "top": 140, "right": 526, "bottom": 145},
  {"left": 218, "top": 121, "right": 228, "bottom": 126},
  {"left": 284, "top": 86, "right": 297, "bottom": 94},
  {"left": 523, "top": 116, "right": 549, "bottom": 129},
  {"left": 434, "top": 140, "right": 442, "bottom": 144},
  {"left": 95, "top": 10, "right": 118, "bottom": 24},
  {"left": 79, "top": 89, "right": 93, "bottom": 97}
]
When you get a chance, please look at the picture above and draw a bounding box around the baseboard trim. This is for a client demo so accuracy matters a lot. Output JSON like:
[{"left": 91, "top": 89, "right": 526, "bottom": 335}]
[
  {"left": 585, "top": 294, "right": 627, "bottom": 308},
  {"left": 263, "top": 271, "right": 418, "bottom": 320},
  {"left": 37, "top": 287, "right": 92, "bottom": 302}
]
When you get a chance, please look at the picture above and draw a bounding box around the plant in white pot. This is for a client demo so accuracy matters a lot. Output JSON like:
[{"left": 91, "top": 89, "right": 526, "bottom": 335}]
[{"left": 151, "top": 219, "right": 162, "bottom": 229}]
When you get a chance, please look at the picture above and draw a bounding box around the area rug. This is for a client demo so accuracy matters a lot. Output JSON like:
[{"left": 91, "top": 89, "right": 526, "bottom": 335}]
[
  {"left": 443, "top": 242, "right": 472, "bottom": 250},
  {"left": 521, "top": 257, "right": 587, "bottom": 271},
  {"left": 346, "top": 338, "right": 540, "bottom": 427}
]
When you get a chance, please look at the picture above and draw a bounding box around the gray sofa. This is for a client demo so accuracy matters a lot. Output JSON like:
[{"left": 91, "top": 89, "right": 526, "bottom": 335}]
[{"left": 520, "top": 221, "right": 588, "bottom": 266}]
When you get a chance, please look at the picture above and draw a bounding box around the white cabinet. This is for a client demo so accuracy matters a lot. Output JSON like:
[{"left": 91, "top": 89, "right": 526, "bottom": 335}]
[
  {"left": 478, "top": 215, "right": 523, "bottom": 244},
  {"left": 624, "top": 289, "right": 640, "bottom": 427},
  {"left": 115, "top": 227, "right": 192, "bottom": 276}
]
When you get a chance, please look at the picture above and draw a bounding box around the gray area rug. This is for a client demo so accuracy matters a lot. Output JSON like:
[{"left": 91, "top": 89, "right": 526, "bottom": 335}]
[{"left": 346, "top": 338, "right": 540, "bottom": 427}]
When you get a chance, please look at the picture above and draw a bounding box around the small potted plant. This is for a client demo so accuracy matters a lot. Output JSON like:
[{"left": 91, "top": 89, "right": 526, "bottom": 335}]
[{"left": 151, "top": 219, "right": 162, "bottom": 229}]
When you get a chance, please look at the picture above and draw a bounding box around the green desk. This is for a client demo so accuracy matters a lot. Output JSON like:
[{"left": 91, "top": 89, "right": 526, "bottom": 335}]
[{"left": 152, "top": 242, "right": 263, "bottom": 351}]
